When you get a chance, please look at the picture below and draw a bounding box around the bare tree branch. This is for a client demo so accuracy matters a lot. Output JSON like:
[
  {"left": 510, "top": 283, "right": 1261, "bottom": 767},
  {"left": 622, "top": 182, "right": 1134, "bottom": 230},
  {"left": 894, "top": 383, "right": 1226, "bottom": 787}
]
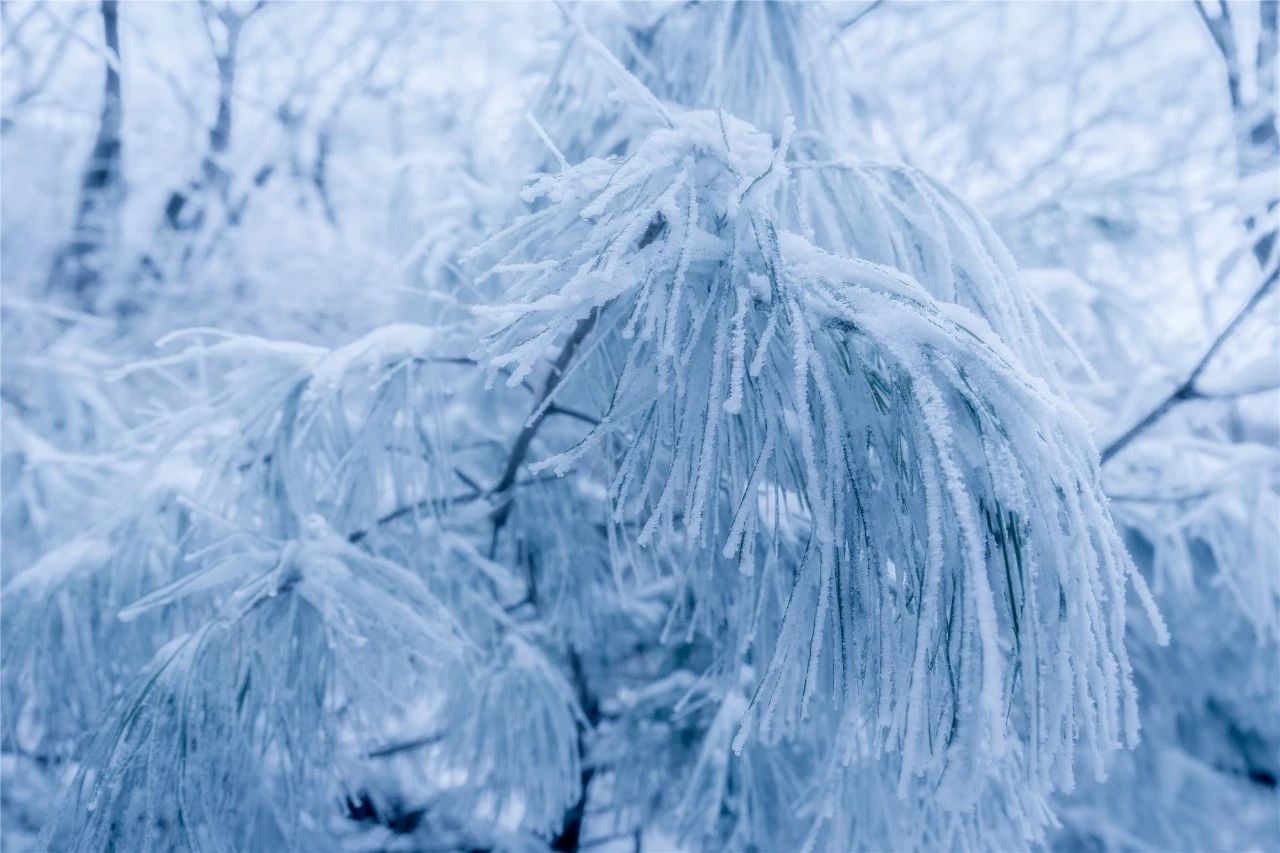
[
  {"left": 840, "top": 0, "right": 886, "bottom": 34},
  {"left": 488, "top": 309, "right": 599, "bottom": 556},
  {"left": 1101, "top": 265, "right": 1277, "bottom": 464}
]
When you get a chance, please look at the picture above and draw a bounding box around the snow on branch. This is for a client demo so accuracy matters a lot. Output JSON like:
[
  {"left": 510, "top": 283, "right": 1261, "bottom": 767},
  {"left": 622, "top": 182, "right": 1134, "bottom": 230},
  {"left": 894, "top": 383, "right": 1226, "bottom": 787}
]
[
  {"left": 472, "top": 106, "right": 1165, "bottom": 813},
  {"left": 11, "top": 324, "right": 587, "bottom": 846},
  {"left": 46, "top": 516, "right": 473, "bottom": 852}
]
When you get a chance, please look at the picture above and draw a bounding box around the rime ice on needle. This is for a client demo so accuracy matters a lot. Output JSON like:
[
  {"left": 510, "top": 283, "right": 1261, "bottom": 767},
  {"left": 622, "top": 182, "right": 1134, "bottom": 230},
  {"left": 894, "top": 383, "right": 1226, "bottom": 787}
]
[{"left": 475, "top": 104, "right": 1165, "bottom": 822}]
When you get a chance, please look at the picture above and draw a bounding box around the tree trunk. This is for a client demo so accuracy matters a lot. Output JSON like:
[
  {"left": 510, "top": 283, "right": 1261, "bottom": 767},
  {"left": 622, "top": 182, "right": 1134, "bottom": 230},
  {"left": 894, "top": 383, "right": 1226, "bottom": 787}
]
[{"left": 48, "top": 0, "right": 123, "bottom": 310}]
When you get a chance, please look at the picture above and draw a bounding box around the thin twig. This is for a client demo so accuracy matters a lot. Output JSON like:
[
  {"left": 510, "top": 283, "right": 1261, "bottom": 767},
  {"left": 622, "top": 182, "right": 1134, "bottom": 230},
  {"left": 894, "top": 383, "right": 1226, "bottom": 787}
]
[
  {"left": 1100, "top": 266, "right": 1277, "bottom": 464},
  {"left": 488, "top": 310, "right": 599, "bottom": 556},
  {"left": 346, "top": 471, "right": 572, "bottom": 545},
  {"left": 839, "top": 0, "right": 886, "bottom": 34},
  {"left": 365, "top": 730, "right": 444, "bottom": 760}
]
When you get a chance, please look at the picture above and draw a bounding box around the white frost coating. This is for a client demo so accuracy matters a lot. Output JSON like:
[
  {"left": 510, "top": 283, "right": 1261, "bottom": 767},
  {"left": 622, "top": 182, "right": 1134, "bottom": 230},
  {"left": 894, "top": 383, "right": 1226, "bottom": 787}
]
[
  {"left": 474, "top": 102, "right": 1154, "bottom": 821},
  {"left": 723, "top": 285, "right": 750, "bottom": 414},
  {"left": 10, "top": 6, "right": 1226, "bottom": 848},
  {"left": 2, "top": 537, "right": 113, "bottom": 595}
]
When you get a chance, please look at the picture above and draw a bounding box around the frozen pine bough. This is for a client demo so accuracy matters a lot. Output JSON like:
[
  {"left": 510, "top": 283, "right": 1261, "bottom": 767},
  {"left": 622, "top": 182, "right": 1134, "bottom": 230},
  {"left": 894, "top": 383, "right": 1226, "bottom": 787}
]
[
  {"left": 6, "top": 42, "right": 1165, "bottom": 853},
  {"left": 472, "top": 104, "right": 1166, "bottom": 846}
]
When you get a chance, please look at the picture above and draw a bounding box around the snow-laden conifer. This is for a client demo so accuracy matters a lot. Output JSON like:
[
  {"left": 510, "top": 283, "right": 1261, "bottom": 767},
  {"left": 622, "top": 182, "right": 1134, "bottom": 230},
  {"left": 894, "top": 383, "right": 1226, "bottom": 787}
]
[
  {"left": 1, "top": 7, "right": 1202, "bottom": 851},
  {"left": 473, "top": 105, "right": 1164, "bottom": 819}
]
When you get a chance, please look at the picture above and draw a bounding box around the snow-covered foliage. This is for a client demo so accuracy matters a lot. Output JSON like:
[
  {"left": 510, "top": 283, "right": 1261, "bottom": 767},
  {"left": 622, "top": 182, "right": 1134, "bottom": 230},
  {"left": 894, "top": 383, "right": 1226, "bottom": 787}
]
[
  {"left": 477, "top": 106, "right": 1162, "bottom": 816},
  {"left": 2, "top": 2, "right": 1276, "bottom": 851}
]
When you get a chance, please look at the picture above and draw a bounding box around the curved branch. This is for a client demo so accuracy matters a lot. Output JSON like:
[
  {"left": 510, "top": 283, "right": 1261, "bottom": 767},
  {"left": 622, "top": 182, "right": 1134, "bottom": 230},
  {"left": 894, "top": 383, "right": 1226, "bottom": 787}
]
[
  {"left": 839, "top": 0, "right": 886, "bottom": 34},
  {"left": 1101, "top": 267, "right": 1277, "bottom": 464},
  {"left": 488, "top": 309, "right": 599, "bottom": 555}
]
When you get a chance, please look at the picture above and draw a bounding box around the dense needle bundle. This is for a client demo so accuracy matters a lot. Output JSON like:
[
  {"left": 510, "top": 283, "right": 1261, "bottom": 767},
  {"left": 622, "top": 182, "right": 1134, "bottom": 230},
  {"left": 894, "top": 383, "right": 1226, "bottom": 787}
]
[
  {"left": 474, "top": 106, "right": 1166, "bottom": 817},
  {"left": 1, "top": 7, "right": 1195, "bottom": 850}
]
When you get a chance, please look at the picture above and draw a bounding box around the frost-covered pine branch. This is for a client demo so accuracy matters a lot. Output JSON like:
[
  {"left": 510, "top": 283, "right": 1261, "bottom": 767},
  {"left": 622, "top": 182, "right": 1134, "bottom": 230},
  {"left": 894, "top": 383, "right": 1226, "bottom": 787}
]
[
  {"left": 12, "top": 5, "right": 1261, "bottom": 851},
  {"left": 471, "top": 104, "right": 1166, "bottom": 840}
]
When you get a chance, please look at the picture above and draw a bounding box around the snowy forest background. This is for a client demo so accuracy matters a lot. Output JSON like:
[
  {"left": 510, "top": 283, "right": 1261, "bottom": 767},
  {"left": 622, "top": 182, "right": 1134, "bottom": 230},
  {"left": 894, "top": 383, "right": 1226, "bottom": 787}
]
[{"left": 1, "top": 1, "right": 1278, "bottom": 851}]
